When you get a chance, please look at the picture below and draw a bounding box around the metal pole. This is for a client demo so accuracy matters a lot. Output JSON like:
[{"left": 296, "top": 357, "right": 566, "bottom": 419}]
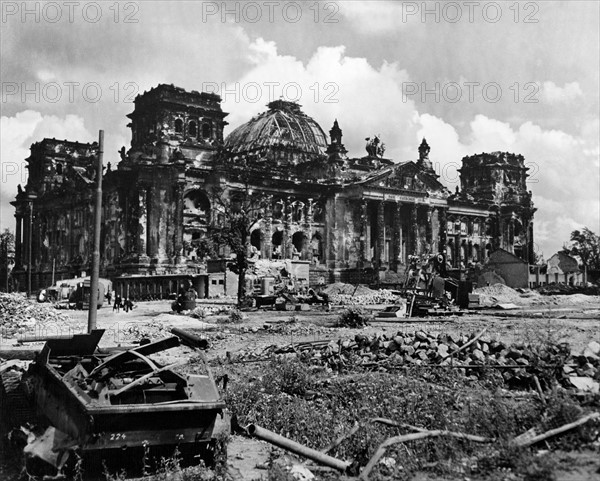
[
  {"left": 27, "top": 200, "right": 32, "bottom": 298},
  {"left": 88, "top": 130, "right": 104, "bottom": 333},
  {"left": 247, "top": 424, "right": 349, "bottom": 472}
]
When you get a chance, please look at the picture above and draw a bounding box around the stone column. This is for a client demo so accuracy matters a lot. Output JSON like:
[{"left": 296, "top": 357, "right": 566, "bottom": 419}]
[
  {"left": 146, "top": 188, "right": 154, "bottom": 258},
  {"left": 360, "top": 200, "right": 368, "bottom": 268},
  {"left": 326, "top": 196, "right": 339, "bottom": 268},
  {"left": 158, "top": 188, "right": 168, "bottom": 261},
  {"left": 23, "top": 210, "right": 30, "bottom": 269},
  {"left": 425, "top": 206, "right": 433, "bottom": 255},
  {"left": 527, "top": 220, "right": 535, "bottom": 264},
  {"left": 138, "top": 187, "right": 149, "bottom": 263},
  {"left": 283, "top": 196, "right": 292, "bottom": 259},
  {"left": 265, "top": 196, "right": 273, "bottom": 259},
  {"left": 410, "top": 204, "right": 418, "bottom": 256},
  {"left": 173, "top": 182, "right": 185, "bottom": 264},
  {"left": 494, "top": 215, "right": 503, "bottom": 251},
  {"left": 307, "top": 199, "right": 314, "bottom": 263},
  {"left": 508, "top": 218, "right": 515, "bottom": 253},
  {"left": 376, "top": 202, "right": 385, "bottom": 267},
  {"left": 15, "top": 215, "right": 22, "bottom": 267},
  {"left": 393, "top": 202, "right": 403, "bottom": 268},
  {"left": 438, "top": 208, "right": 447, "bottom": 255}
]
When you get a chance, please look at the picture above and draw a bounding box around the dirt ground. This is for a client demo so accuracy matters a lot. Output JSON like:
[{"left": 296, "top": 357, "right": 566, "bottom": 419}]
[{"left": 1, "top": 293, "right": 599, "bottom": 480}]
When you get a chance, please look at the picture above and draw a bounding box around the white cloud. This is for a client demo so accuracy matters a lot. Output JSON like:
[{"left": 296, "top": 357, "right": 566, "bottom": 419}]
[
  {"left": 2, "top": 36, "right": 598, "bottom": 261},
  {"left": 0, "top": 111, "right": 93, "bottom": 231},
  {"left": 542, "top": 81, "right": 583, "bottom": 104},
  {"left": 339, "top": 1, "right": 414, "bottom": 34},
  {"left": 416, "top": 113, "right": 600, "bottom": 256},
  {"left": 222, "top": 38, "right": 418, "bottom": 161},
  {"left": 222, "top": 39, "right": 599, "bottom": 257}
]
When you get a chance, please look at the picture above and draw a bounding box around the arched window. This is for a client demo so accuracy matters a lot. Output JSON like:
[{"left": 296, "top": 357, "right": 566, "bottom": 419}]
[
  {"left": 273, "top": 200, "right": 284, "bottom": 220},
  {"left": 272, "top": 231, "right": 283, "bottom": 259},
  {"left": 183, "top": 191, "right": 210, "bottom": 225},
  {"left": 175, "top": 118, "right": 183, "bottom": 133},
  {"left": 292, "top": 232, "right": 306, "bottom": 257},
  {"left": 188, "top": 121, "right": 197, "bottom": 137},
  {"left": 202, "top": 122, "right": 211, "bottom": 139},
  {"left": 311, "top": 232, "right": 323, "bottom": 263},
  {"left": 251, "top": 229, "right": 261, "bottom": 251},
  {"left": 446, "top": 239, "right": 454, "bottom": 262},
  {"left": 292, "top": 202, "right": 304, "bottom": 223},
  {"left": 312, "top": 202, "right": 324, "bottom": 223}
]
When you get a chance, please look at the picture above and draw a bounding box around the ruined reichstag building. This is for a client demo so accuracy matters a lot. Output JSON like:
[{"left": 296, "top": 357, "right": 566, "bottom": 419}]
[{"left": 12, "top": 84, "right": 535, "bottom": 292}]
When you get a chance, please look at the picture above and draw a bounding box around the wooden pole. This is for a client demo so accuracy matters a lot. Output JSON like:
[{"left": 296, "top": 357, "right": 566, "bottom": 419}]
[{"left": 88, "top": 130, "right": 104, "bottom": 333}]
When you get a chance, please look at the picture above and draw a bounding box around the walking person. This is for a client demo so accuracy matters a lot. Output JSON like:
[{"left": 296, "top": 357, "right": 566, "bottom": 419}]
[{"left": 113, "top": 294, "right": 121, "bottom": 313}]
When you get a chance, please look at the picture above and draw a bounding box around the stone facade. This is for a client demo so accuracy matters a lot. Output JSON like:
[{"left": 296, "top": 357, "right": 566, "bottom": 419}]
[{"left": 11, "top": 84, "right": 536, "bottom": 292}]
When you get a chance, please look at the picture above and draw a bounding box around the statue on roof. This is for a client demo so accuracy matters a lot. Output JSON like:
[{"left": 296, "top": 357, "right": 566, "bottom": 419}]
[{"left": 365, "top": 134, "right": 385, "bottom": 158}]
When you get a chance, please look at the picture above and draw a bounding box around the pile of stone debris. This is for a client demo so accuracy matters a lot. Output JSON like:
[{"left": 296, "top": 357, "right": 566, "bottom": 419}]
[
  {"left": 225, "top": 330, "right": 600, "bottom": 390},
  {"left": 0, "top": 293, "right": 74, "bottom": 339},
  {"left": 323, "top": 283, "right": 399, "bottom": 306}
]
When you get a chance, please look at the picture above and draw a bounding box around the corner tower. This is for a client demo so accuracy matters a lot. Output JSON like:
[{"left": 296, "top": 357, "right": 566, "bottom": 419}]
[
  {"left": 125, "top": 84, "right": 228, "bottom": 165},
  {"left": 459, "top": 152, "right": 536, "bottom": 262}
]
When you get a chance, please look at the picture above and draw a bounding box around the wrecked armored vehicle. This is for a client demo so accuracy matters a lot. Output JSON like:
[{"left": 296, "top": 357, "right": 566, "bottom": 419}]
[{"left": 1, "top": 329, "right": 227, "bottom": 476}]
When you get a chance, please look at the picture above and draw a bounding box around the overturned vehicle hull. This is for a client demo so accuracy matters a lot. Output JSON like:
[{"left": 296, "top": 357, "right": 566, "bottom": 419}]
[{"left": 20, "top": 330, "right": 226, "bottom": 474}]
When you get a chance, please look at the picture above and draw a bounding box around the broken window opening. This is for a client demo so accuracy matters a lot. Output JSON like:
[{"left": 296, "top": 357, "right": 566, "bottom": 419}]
[
  {"left": 273, "top": 200, "right": 284, "bottom": 220},
  {"left": 188, "top": 120, "right": 197, "bottom": 138},
  {"left": 311, "top": 231, "right": 323, "bottom": 264},
  {"left": 202, "top": 122, "right": 211, "bottom": 139},
  {"left": 175, "top": 118, "right": 183, "bottom": 133},
  {"left": 272, "top": 231, "right": 283, "bottom": 259},
  {"left": 292, "top": 202, "right": 304, "bottom": 223},
  {"left": 292, "top": 231, "right": 306, "bottom": 259},
  {"left": 312, "top": 202, "right": 325, "bottom": 223},
  {"left": 251, "top": 229, "right": 261, "bottom": 252}
]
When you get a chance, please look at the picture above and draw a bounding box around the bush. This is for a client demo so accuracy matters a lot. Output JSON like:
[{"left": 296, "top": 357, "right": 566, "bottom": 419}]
[
  {"left": 228, "top": 309, "right": 244, "bottom": 323},
  {"left": 337, "top": 307, "right": 371, "bottom": 328}
]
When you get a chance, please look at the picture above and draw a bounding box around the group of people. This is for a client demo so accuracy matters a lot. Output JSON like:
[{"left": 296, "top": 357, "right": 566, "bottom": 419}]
[{"left": 106, "top": 290, "right": 135, "bottom": 313}]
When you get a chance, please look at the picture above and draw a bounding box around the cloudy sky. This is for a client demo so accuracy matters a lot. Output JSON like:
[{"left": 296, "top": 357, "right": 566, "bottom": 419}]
[{"left": 1, "top": 0, "right": 598, "bottom": 258}]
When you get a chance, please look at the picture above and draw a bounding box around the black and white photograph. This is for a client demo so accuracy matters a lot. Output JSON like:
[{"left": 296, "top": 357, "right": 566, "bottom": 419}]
[{"left": 1, "top": 1, "right": 599, "bottom": 479}]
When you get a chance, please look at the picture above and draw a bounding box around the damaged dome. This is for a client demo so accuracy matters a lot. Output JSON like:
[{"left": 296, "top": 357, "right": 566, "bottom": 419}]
[{"left": 224, "top": 100, "right": 328, "bottom": 158}]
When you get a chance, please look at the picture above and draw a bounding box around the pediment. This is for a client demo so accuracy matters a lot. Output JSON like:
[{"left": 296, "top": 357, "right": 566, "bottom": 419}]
[{"left": 360, "top": 162, "right": 448, "bottom": 194}]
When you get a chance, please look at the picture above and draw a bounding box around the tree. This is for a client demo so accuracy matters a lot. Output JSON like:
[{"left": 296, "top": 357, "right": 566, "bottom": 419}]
[
  {"left": 0, "top": 229, "right": 15, "bottom": 292},
  {"left": 562, "top": 227, "right": 600, "bottom": 283},
  {"left": 207, "top": 159, "right": 270, "bottom": 307}
]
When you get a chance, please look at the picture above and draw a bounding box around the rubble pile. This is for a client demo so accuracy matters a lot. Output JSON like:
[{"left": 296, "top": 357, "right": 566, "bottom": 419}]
[
  {"left": 474, "top": 283, "right": 537, "bottom": 307},
  {"left": 226, "top": 331, "right": 600, "bottom": 388},
  {"left": 323, "top": 284, "right": 399, "bottom": 306},
  {"left": 190, "top": 306, "right": 232, "bottom": 319},
  {"left": 261, "top": 321, "right": 327, "bottom": 336},
  {"left": 0, "top": 293, "right": 73, "bottom": 338},
  {"left": 322, "top": 283, "right": 377, "bottom": 296},
  {"left": 120, "top": 320, "right": 170, "bottom": 341},
  {"left": 475, "top": 283, "right": 600, "bottom": 308},
  {"left": 250, "top": 259, "right": 290, "bottom": 278},
  {"left": 536, "top": 284, "right": 600, "bottom": 296}
]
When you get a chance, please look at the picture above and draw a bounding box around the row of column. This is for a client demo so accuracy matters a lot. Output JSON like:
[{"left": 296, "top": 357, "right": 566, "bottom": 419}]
[
  {"left": 132, "top": 183, "right": 182, "bottom": 263},
  {"left": 353, "top": 200, "right": 441, "bottom": 270}
]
